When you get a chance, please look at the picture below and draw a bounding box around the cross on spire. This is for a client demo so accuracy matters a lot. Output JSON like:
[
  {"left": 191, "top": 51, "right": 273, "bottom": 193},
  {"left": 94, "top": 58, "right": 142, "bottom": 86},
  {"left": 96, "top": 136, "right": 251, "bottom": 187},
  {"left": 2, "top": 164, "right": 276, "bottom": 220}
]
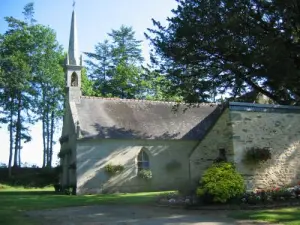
[{"left": 73, "top": 0, "right": 76, "bottom": 9}]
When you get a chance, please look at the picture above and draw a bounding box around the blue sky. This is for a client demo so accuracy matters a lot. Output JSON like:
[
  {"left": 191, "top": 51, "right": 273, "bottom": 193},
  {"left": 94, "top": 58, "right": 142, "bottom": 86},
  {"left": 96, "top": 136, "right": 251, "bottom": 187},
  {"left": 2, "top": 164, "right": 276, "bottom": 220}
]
[{"left": 0, "top": 0, "right": 177, "bottom": 166}]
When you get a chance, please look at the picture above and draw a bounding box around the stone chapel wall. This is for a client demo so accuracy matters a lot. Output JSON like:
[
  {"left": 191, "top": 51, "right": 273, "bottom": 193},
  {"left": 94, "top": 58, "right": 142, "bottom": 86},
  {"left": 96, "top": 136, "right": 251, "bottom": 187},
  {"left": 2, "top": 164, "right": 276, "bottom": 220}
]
[
  {"left": 230, "top": 103, "right": 300, "bottom": 190},
  {"left": 189, "top": 109, "right": 234, "bottom": 184}
]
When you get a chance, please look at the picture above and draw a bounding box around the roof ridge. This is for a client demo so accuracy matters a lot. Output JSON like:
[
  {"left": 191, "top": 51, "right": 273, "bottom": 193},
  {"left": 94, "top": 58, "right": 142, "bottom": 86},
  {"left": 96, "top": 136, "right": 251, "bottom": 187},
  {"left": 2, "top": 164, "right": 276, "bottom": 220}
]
[{"left": 80, "top": 96, "right": 219, "bottom": 106}]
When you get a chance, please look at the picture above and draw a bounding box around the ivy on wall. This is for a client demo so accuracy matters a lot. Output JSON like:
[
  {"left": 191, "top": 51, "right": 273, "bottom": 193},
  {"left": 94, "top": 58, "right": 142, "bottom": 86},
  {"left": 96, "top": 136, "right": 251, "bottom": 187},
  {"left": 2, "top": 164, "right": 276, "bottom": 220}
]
[
  {"left": 57, "top": 148, "right": 72, "bottom": 158},
  {"left": 59, "top": 135, "right": 69, "bottom": 144}
]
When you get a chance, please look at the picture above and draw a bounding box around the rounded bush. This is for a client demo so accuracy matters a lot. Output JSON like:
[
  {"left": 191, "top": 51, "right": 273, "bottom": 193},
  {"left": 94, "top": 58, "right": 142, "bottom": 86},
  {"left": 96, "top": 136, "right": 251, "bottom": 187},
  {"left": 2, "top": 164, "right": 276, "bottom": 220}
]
[{"left": 197, "top": 162, "right": 245, "bottom": 203}]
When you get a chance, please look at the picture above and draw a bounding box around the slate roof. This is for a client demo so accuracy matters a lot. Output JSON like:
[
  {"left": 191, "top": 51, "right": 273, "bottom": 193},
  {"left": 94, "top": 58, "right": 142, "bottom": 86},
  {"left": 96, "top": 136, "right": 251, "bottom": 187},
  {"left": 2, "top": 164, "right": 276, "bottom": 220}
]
[{"left": 75, "top": 97, "right": 226, "bottom": 140}]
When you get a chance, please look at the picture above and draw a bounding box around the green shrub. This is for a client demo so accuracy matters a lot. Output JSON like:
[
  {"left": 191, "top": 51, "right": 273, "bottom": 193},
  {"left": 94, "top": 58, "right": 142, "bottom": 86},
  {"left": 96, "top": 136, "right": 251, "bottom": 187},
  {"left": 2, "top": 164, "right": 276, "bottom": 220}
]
[
  {"left": 0, "top": 167, "right": 60, "bottom": 188},
  {"left": 138, "top": 169, "right": 152, "bottom": 180},
  {"left": 197, "top": 162, "right": 245, "bottom": 203}
]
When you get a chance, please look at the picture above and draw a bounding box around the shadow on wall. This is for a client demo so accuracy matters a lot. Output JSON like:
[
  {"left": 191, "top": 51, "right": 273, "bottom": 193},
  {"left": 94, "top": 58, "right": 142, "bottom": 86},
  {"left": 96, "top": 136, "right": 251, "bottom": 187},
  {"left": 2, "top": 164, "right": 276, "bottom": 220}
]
[
  {"left": 76, "top": 139, "right": 194, "bottom": 194},
  {"left": 232, "top": 111, "right": 300, "bottom": 188},
  {"left": 76, "top": 104, "right": 226, "bottom": 194},
  {"left": 188, "top": 108, "right": 234, "bottom": 186},
  {"left": 90, "top": 124, "right": 180, "bottom": 140},
  {"left": 182, "top": 104, "right": 226, "bottom": 140},
  {"left": 77, "top": 152, "right": 138, "bottom": 194}
]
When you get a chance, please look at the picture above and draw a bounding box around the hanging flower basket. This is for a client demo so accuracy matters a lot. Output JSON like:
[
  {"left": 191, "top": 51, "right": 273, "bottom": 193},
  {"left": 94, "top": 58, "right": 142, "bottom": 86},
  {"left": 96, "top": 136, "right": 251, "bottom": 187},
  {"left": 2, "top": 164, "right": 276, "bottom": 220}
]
[
  {"left": 138, "top": 169, "right": 152, "bottom": 180},
  {"left": 244, "top": 147, "right": 271, "bottom": 163},
  {"left": 104, "top": 163, "right": 124, "bottom": 175}
]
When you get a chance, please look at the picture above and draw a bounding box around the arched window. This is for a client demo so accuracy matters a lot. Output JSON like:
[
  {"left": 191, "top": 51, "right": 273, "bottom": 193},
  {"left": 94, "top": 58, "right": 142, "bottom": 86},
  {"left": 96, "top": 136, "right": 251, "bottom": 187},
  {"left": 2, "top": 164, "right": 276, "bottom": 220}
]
[
  {"left": 71, "top": 72, "right": 78, "bottom": 87},
  {"left": 137, "top": 149, "right": 149, "bottom": 171}
]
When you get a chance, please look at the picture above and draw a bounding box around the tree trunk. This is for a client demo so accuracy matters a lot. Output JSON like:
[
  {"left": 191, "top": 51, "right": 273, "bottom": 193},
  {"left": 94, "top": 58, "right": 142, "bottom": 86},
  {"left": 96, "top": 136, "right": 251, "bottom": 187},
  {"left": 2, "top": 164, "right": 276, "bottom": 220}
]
[
  {"left": 42, "top": 113, "right": 46, "bottom": 167},
  {"left": 46, "top": 103, "right": 50, "bottom": 167},
  {"left": 13, "top": 93, "right": 22, "bottom": 167},
  {"left": 49, "top": 110, "right": 55, "bottom": 167},
  {"left": 18, "top": 138, "right": 21, "bottom": 167},
  {"left": 42, "top": 90, "right": 46, "bottom": 168},
  {"left": 8, "top": 97, "right": 14, "bottom": 177}
]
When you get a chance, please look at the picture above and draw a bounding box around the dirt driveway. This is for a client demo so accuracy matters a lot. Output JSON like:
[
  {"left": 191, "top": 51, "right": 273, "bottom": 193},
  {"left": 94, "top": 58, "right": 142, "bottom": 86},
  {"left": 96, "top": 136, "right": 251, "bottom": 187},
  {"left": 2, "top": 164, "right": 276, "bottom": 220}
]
[{"left": 26, "top": 205, "right": 277, "bottom": 225}]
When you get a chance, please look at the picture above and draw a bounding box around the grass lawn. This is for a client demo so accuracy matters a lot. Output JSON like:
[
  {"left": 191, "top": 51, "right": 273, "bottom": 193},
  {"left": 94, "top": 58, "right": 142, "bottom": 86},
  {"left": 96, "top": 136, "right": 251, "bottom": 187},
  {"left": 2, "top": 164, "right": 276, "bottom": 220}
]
[
  {"left": 229, "top": 207, "right": 300, "bottom": 225},
  {"left": 0, "top": 184, "right": 172, "bottom": 225}
]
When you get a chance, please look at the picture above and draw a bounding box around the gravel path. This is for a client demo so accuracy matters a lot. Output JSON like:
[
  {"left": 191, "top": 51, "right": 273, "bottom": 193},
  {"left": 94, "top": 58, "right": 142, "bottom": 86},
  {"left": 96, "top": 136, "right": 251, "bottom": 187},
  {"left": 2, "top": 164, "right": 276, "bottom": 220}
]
[{"left": 26, "top": 205, "right": 279, "bottom": 225}]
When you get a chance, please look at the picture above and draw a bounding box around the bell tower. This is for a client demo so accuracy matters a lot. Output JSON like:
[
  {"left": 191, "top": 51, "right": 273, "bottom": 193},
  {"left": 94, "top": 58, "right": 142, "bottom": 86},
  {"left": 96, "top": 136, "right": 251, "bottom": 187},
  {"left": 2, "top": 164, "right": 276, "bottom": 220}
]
[{"left": 65, "top": 8, "right": 82, "bottom": 103}]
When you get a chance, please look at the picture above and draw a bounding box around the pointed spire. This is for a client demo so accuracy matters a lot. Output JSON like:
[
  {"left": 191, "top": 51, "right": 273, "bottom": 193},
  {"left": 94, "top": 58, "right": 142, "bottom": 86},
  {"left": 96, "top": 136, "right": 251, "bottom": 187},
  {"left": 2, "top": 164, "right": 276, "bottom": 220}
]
[{"left": 68, "top": 9, "right": 80, "bottom": 66}]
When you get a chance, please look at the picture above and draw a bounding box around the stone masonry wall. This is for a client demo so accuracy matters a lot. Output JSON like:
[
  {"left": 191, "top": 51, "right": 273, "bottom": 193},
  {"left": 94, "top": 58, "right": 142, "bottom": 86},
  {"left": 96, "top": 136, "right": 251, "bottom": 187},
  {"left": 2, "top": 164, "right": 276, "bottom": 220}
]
[
  {"left": 60, "top": 102, "right": 77, "bottom": 187},
  {"left": 190, "top": 109, "right": 233, "bottom": 185},
  {"left": 230, "top": 105, "right": 300, "bottom": 190}
]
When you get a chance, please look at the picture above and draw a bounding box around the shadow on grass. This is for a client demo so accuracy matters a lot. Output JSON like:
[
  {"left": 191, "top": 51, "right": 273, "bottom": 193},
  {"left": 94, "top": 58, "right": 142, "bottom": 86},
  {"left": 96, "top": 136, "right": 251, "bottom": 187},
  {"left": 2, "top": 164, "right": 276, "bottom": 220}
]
[
  {"left": 0, "top": 191, "right": 57, "bottom": 195},
  {"left": 230, "top": 207, "right": 300, "bottom": 224},
  {"left": 0, "top": 191, "right": 166, "bottom": 225},
  {"left": 0, "top": 191, "right": 163, "bottom": 211}
]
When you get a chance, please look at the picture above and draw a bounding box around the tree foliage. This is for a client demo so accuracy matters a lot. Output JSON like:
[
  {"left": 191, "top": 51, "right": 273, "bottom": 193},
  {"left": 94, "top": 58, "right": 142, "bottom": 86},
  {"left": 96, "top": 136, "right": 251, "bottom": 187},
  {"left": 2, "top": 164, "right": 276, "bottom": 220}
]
[
  {"left": 0, "top": 3, "right": 64, "bottom": 170},
  {"left": 84, "top": 25, "right": 178, "bottom": 100},
  {"left": 84, "top": 25, "right": 146, "bottom": 98},
  {"left": 146, "top": 0, "right": 300, "bottom": 104}
]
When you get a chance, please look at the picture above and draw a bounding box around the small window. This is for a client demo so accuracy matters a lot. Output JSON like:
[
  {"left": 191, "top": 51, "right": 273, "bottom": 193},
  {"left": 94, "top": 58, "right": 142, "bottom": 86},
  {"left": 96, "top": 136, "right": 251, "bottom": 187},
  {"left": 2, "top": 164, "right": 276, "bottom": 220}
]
[
  {"left": 71, "top": 72, "right": 78, "bottom": 86},
  {"left": 137, "top": 149, "right": 149, "bottom": 171},
  {"left": 214, "top": 148, "right": 227, "bottom": 163},
  {"left": 219, "top": 148, "right": 226, "bottom": 158}
]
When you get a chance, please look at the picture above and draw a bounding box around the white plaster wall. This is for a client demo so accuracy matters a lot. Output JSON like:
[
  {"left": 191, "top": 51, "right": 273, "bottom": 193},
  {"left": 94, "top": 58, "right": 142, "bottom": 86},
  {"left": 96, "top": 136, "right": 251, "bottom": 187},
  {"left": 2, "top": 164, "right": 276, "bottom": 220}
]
[{"left": 76, "top": 139, "right": 197, "bottom": 194}]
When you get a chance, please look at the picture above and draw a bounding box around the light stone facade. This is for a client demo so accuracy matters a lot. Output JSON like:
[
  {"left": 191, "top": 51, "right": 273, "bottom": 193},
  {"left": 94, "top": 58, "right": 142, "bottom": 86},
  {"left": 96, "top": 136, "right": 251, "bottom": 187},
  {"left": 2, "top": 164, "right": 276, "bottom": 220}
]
[
  {"left": 189, "top": 109, "right": 234, "bottom": 185},
  {"left": 230, "top": 106, "right": 300, "bottom": 190}
]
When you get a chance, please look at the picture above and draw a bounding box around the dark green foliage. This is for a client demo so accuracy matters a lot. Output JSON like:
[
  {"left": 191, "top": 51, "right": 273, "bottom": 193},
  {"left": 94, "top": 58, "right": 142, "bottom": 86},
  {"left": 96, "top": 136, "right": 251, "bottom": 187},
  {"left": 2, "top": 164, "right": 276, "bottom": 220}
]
[
  {"left": 104, "top": 163, "right": 124, "bottom": 175},
  {"left": 57, "top": 151, "right": 64, "bottom": 159},
  {"left": 54, "top": 165, "right": 62, "bottom": 173},
  {"left": 59, "top": 135, "right": 69, "bottom": 144},
  {"left": 84, "top": 25, "right": 177, "bottom": 100},
  {"left": 0, "top": 3, "right": 64, "bottom": 169},
  {"left": 57, "top": 148, "right": 71, "bottom": 159},
  {"left": 81, "top": 67, "right": 95, "bottom": 96},
  {"left": 62, "top": 185, "right": 76, "bottom": 195},
  {"left": 53, "top": 183, "right": 62, "bottom": 192},
  {"left": 196, "top": 162, "right": 245, "bottom": 203},
  {"left": 0, "top": 167, "right": 59, "bottom": 188},
  {"left": 138, "top": 169, "right": 152, "bottom": 180},
  {"left": 244, "top": 147, "right": 271, "bottom": 163},
  {"left": 84, "top": 26, "right": 145, "bottom": 98},
  {"left": 146, "top": 0, "right": 300, "bottom": 104},
  {"left": 108, "top": 25, "right": 144, "bottom": 65}
]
